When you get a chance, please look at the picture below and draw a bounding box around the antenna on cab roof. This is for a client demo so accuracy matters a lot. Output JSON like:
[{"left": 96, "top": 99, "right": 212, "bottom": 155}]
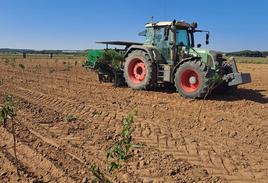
[{"left": 151, "top": 16, "right": 154, "bottom": 23}]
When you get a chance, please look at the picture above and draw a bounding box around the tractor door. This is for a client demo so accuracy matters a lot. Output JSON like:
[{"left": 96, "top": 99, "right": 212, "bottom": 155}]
[
  {"left": 176, "top": 29, "right": 191, "bottom": 60},
  {"left": 154, "top": 27, "right": 173, "bottom": 64}
]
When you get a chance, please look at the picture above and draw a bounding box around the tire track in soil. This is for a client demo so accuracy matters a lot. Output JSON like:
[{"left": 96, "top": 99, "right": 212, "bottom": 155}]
[
  {"left": 137, "top": 118, "right": 268, "bottom": 183},
  {"left": 0, "top": 89, "right": 217, "bottom": 183},
  {"left": 3, "top": 85, "right": 268, "bottom": 183},
  {"left": 16, "top": 105, "right": 224, "bottom": 182}
]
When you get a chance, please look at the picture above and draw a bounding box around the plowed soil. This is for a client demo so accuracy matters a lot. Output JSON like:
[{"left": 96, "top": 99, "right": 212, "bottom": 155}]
[{"left": 0, "top": 57, "right": 267, "bottom": 183}]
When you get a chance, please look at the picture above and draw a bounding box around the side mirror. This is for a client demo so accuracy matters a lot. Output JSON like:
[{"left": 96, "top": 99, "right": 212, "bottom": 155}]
[
  {"left": 206, "top": 32, "right": 210, "bottom": 45},
  {"left": 197, "top": 44, "right": 202, "bottom": 48},
  {"left": 138, "top": 30, "right": 147, "bottom": 36}
]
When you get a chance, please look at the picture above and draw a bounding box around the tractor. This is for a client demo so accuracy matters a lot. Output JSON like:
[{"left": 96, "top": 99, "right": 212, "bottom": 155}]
[{"left": 88, "top": 20, "right": 251, "bottom": 98}]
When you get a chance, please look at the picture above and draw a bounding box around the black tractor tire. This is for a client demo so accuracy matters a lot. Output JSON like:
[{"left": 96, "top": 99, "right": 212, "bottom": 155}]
[
  {"left": 123, "top": 50, "right": 156, "bottom": 90},
  {"left": 174, "top": 60, "right": 212, "bottom": 99}
]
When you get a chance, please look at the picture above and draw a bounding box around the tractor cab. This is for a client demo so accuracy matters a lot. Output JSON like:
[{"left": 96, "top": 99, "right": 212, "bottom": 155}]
[{"left": 140, "top": 21, "right": 210, "bottom": 65}]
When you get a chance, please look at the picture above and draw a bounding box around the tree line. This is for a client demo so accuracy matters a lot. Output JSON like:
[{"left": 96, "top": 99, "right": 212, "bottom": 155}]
[{"left": 226, "top": 50, "right": 268, "bottom": 57}]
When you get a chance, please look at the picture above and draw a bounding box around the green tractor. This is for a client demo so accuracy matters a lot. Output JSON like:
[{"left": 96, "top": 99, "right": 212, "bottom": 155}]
[{"left": 90, "top": 20, "right": 251, "bottom": 98}]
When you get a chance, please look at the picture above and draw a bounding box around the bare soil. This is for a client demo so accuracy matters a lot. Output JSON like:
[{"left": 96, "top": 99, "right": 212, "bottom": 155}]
[{"left": 0, "top": 57, "right": 267, "bottom": 183}]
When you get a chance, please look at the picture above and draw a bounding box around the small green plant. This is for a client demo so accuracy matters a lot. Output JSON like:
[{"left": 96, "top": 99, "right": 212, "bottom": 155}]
[
  {"left": 64, "top": 114, "right": 77, "bottom": 122},
  {"left": 0, "top": 94, "right": 19, "bottom": 176},
  {"left": 107, "top": 111, "right": 139, "bottom": 172},
  {"left": 90, "top": 164, "right": 111, "bottom": 183},
  {"left": 0, "top": 95, "right": 16, "bottom": 127}
]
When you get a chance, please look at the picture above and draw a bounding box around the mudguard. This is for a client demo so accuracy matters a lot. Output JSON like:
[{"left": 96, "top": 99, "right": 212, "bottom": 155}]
[{"left": 124, "top": 45, "right": 162, "bottom": 62}]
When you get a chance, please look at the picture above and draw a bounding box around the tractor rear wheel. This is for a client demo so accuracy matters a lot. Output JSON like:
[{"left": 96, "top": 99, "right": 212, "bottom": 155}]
[
  {"left": 174, "top": 60, "right": 212, "bottom": 98},
  {"left": 124, "top": 50, "right": 156, "bottom": 90}
]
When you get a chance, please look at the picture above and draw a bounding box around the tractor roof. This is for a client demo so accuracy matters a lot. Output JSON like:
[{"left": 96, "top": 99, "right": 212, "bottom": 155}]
[
  {"left": 145, "top": 21, "right": 197, "bottom": 29},
  {"left": 96, "top": 41, "right": 142, "bottom": 46}
]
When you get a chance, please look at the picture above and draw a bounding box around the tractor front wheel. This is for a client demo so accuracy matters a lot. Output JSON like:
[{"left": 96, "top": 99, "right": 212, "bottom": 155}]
[
  {"left": 124, "top": 50, "right": 156, "bottom": 90},
  {"left": 174, "top": 60, "right": 212, "bottom": 98}
]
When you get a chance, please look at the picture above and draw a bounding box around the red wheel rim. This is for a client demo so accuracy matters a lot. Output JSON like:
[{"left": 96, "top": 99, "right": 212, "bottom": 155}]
[
  {"left": 128, "top": 58, "right": 146, "bottom": 84},
  {"left": 180, "top": 69, "right": 200, "bottom": 93}
]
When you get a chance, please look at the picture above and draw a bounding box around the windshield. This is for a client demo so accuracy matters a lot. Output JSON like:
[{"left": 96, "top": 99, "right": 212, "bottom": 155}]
[{"left": 176, "top": 30, "right": 190, "bottom": 47}]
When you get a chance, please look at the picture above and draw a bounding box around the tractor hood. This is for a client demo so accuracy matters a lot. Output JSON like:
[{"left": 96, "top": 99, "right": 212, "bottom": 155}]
[{"left": 189, "top": 48, "right": 222, "bottom": 70}]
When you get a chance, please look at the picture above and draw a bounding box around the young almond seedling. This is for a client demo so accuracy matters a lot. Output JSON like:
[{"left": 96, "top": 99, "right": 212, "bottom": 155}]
[
  {"left": 0, "top": 94, "right": 19, "bottom": 176},
  {"left": 107, "top": 110, "right": 140, "bottom": 172}
]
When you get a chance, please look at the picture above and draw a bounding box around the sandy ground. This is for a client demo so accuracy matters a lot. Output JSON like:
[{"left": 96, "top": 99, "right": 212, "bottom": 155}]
[{"left": 0, "top": 58, "right": 267, "bottom": 183}]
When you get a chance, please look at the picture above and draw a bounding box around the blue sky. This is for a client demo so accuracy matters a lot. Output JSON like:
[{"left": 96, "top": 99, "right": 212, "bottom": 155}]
[{"left": 0, "top": 0, "right": 267, "bottom": 51}]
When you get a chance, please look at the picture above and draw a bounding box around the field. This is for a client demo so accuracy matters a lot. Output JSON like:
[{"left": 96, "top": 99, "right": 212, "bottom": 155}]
[
  {"left": 0, "top": 56, "right": 267, "bottom": 183},
  {"left": 236, "top": 56, "right": 268, "bottom": 64}
]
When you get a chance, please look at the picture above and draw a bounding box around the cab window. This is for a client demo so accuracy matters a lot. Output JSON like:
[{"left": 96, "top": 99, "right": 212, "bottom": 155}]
[{"left": 176, "top": 30, "right": 190, "bottom": 47}]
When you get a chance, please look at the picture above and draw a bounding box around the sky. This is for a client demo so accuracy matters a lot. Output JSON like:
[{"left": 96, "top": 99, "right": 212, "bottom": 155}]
[{"left": 0, "top": 0, "right": 267, "bottom": 52}]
